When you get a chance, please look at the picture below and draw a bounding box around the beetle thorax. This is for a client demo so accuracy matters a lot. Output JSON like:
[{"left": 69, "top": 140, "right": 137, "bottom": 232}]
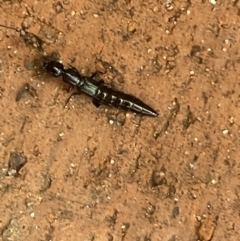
[{"left": 63, "top": 69, "right": 84, "bottom": 86}]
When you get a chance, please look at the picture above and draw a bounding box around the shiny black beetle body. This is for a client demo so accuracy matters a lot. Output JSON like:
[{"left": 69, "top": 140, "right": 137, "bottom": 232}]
[{"left": 44, "top": 61, "right": 158, "bottom": 117}]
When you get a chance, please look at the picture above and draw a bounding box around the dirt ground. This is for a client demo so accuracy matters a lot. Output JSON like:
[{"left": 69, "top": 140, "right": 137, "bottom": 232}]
[{"left": 0, "top": 1, "right": 240, "bottom": 240}]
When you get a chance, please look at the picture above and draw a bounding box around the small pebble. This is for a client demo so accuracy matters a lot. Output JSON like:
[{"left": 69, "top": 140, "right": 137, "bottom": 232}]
[
  {"left": 7, "top": 151, "right": 27, "bottom": 176},
  {"left": 127, "top": 21, "right": 136, "bottom": 33},
  {"left": 209, "top": 0, "right": 216, "bottom": 5},
  {"left": 224, "top": 39, "right": 230, "bottom": 45},
  {"left": 211, "top": 179, "right": 217, "bottom": 184},
  {"left": 198, "top": 219, "right": 216, "bottom": 240},
  {"left": 190, "top": 70, "right": 195, "bottom": 75},
  {"left": 152, "top": 171, "right": 167, "bottom": 186},
  {"left": 196, "top": 216, "right": 201, "bottom": 221},
  {"left": 229, "top": 117, "right": 234, "bottom": 124},
  {"left": 222, "top": 129, "right": 229, "bottom": 135},
  {"left": 110, "top": 159, "right": 115, "bottom": 164}
]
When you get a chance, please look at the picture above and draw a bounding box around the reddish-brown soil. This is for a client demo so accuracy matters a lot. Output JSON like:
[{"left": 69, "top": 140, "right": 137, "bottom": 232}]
[{"left": 0, "top": 1, "right": 240, "bottom": 241}]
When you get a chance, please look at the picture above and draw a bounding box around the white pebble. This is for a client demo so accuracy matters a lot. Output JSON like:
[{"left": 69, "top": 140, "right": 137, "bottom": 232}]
[
  {"left": 211, "top": 179, "right": 217, "bottom": 184},
  {"left": 222, "top": 129, "right": 229, "bottom": 135},
  {"left": 197, "top": 117, "right": 202, "bottom": 122},
  {"left": 229, "top": 117, "right": 234, "bottom": 124},
  {"left": 224, "top": 39, "right": 230, "bottom": 45},
  {"left": 209, "top": 0, "right": 216, "bottom": 5},
  {"left": 196, "top": 216, "right": 201, "bottom": 221},
  {"left": 189, "top": 163, "right": 195, "bottom": 169},
  {"left": 190, "top": 70, "right": 195, "bottom": 75},
  {"left": 110, "top": 159, "right": 115, "bottom": 164}
]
